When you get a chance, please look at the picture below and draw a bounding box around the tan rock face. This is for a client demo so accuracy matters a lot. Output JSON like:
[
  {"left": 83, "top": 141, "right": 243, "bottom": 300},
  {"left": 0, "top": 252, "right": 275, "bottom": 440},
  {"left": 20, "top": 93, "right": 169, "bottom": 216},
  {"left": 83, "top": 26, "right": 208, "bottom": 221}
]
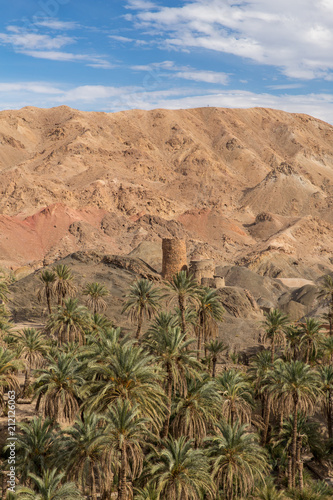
[{"left": 0, "top": 105, "right": 332, "bottom": 277}]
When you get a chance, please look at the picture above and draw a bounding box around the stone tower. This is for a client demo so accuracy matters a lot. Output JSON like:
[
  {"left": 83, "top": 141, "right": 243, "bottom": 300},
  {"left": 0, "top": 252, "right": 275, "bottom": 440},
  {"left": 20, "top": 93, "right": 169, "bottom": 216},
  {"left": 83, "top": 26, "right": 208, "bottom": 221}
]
[{"left": 161, "top": 238, "right": 187, "bottom": 280}]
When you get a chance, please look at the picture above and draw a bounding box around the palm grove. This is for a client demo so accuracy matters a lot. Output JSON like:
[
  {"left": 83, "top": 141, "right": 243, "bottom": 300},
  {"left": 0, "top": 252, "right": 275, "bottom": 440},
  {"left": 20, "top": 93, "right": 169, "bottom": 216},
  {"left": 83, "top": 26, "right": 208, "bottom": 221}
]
[{"left": 0, "top": 266, "right": 333, "bottom": 499}]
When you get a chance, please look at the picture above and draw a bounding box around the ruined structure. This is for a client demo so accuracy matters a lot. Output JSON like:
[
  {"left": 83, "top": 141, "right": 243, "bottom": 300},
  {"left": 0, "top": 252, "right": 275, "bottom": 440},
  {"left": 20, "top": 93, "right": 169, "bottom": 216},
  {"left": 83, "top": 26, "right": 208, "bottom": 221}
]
[
  {"left": 189, "top": 259, "right": 225, "bottom": 288},
  {"left": 161, "top": 238, "right": 187, "bottom": 280}
]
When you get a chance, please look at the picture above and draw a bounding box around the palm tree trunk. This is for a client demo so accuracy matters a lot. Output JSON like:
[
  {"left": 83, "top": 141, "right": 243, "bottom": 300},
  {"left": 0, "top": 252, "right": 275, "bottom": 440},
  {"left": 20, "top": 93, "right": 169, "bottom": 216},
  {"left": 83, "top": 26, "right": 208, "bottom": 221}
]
[
  {"left": 162, "top": 364, "right": 173, "bottom": 439},
  {"left": 288, "top": 454, "right": 293, "bottom": 489},
  {"left": 212, "top": 356, "right": 217, "bottom": 378},
  {"left": 46, "top": 288, "right": 52, "bottom": 314},
  {"left": 262, "top": 392, "right": 271, "bottom": 446},
  {"left": 271, "top": 339, "right": 275, "bottom": 363},
  {"left": 292, "top": 397, "right": 299, "bottom": 488},
  {"left": 22, "top": 363, "right": 31, "bottom": 397},
  {"left": 118, "top": 443, "right": 127, "bottom": 500},
  {"left": 197, "top": 326, "right": 202, "bottom": 360},
  {"left": 179, "top": 295, "right": 186, "bottom": 337},
  {"left": 328, "top": 389, "right": 333, "bottom": 440},
  {"left": 136, "top": 307, "right": 143, "bottom": 340},
  {"left": 230, "top": 401, "right": 236, "bottom": 426},
  {"left": 297, "top": 435, "right": 303, "bottom": 490}
]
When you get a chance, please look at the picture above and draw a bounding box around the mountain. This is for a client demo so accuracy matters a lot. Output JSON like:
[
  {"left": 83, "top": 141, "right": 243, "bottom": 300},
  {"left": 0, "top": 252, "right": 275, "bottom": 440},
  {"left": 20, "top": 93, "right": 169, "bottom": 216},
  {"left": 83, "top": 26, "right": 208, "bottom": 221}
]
[{"left": 0, "top": 105, "right": 332, "bottom": 280}]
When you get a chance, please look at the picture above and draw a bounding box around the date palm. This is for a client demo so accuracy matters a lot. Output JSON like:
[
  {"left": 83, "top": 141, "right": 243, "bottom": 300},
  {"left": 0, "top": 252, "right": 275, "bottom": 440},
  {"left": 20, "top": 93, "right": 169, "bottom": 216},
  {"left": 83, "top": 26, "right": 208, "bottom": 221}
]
[
  {"left": 164, "top": 271, "right": 200, "bottom": 337},
  {"left": 318, "top": 274, "right": 333, "bottom": 336},
  {"left": 33, "top": 353, "right": 85, "bottom": 424},
  {"left": 318, "top": 365, "right": 333, "bottom": 439},
  {"left": 253, "top": 480, "right": 286, "bottom": 500},
  {"left": 102, "top": 400, "right": 150, "bottom": 500},
  {"left": 285, "top": 324, "right": 303, "bottom": 361},
  {"left": 11, "top": 416, "right": 58, "bottom": 484},
  {"left": 0, "top": 347, "right": 22, "bottom": 412},
  {"left": 11, "top": 328, "right": 49, "bottom": 396},
  {"left": 56, "top": 413, "right": 110, "bottom": 500},
  {"left": 216, "top": 369, "right": 254, "bottom": 425},
  {"left": 144, "top": 325, "right": 201, "bottom": 438},
  {"left": 205, "top": 339, "right": 227, "bottom": 378},
  {"left": 83, "top": 343, "right": 165, "bottom": 431},
  {"left": 52, "top": 264, "right": 77, "bottom": 306},
  {"left": 83, "top": 282, "right": 109, "bottom": 314},
  {"left": 299, "top": 318, "right": 324, "bottom": 364},
  {"left": 134, "top": 485, "right": 159, "bottom": 500},
  {"left": 149, "top": 435, "right": 215, "bottom": 499},
  {"left": 0, "top": 277, "right": 10, "bottom": 304},
  {"left": 207, "top": 421, "right": 270, "bottom": 500},
  {"left": 322, "top": 335, "right": 333, "bottom": 364},
  {"left": 249, "top": 350, "right": 276, "bottom": 445},
  {"left": 46, "top": 298, "right": 91, "bottom": 345},
  {"left": 266, "top": 361, "right": 322, "bottom": 488},
  {"left": 262, "top": 309, "right": 289, "bottom": 363},
  {"left": 37, "top": 269, "right": 56, "bottom": 314},
  {"left": 15, "top": 469, "right": 83, "bottom": 500},
  {"left": 122, "top": 279, "right": 162, "bottom": 340},
  {"left": 196, "top": 287, "right": 224, "bottom": 358},
  {"left": 171, "top": 373, "right": 222, "bottom": 445}
]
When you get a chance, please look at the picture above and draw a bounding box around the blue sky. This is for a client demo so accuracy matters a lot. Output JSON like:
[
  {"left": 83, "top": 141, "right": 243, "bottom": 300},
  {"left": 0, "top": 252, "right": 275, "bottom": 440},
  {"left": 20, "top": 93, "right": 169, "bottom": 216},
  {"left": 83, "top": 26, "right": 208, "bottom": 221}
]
[{"left": 1, "top": 0, "right": 333, "bottom": 123}]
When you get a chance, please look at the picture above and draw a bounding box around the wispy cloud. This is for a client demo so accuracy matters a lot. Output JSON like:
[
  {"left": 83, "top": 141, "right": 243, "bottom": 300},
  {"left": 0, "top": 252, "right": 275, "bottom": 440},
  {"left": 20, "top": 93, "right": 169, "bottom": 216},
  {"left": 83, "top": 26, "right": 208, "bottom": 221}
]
[
  {"left": 131, "top": 60, "right": 229, "bottom": 84},
  {"left": 0, "top": 25, "right": 112, "bottom": 68},
  {"left": 33, "top": 19, "right": 80, "bottom": 30},
  {"left": 109, "top": 35, "right": 134, "bottom": 42},
  {"left": 127, "top": 0, "right": 333, "bottom": 80},
  {"left": 1, "top": 81, "right": 333, "bottom": 124},
  {"left": 0, "top": 28, "right": 74, "bottom": 50}
]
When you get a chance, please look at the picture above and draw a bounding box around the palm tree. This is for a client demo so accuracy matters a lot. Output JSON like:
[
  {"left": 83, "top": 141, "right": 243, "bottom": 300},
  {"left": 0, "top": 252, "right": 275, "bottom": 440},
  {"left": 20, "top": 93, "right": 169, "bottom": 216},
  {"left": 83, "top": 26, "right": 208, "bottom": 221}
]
[
  {"left": 216, "top": 369, "right": 254, "bottom": 425},
  {"left": 207, "top": 421, "right": 270, "bottom": 500},
  {"left": 262, "top": 309, "right": 289, "bottom": 363},
  {"left": 286, "top": 480, "right": 333, "bottom": 499},
  {"left": 102, "top": 400, "right": 150, "bottom": 500},
  {"left": 11, "top": 328, "right": 49, "bottom": 396},
  {"left": 249, "top": 350, "right": 276, "bottom": 445},
  {"left": 171, "top": 373, "right": 222, "bottom": 446},
  {"left": 144, "top": 325, "right": 201, "bottom": 438},
  {"left": 52, "top": 264, "right": 77, "bottom": 306},
  {"left": 134, "top": 485, "right": 159, "bottom": 500},
  {"left": 164, "top": 271, "right": 200, "bottom": 337},
  {"left": 15, "top": 469, "right": 83, "bottom": 499},
  {"left": 82, "top": 282, "right": 109, "bottom": 314},
  {"left": 205, "top": 339, "right": 227, "bottom": 377},
  {"left": 149, "top": 435, "right": 215, "bottom": 499},
  {"left": 318, "top": 274, "right": 333, "bottom": 335},
  {"left": 33, "top": 353, "right": 85, "bottom": 424},
  {"left": 0, "top": 347, "right": 22, "bottom": 412},
  {"left": 37, "top": 269, "right": 56, "bottom": 314},
  {"left": 122, "top": 279, "right": 161, "bottom": 339},
  {"left": 11, "top": 417, "right": 58, "bottom": 484},
  {"left": 253, "top": 480, "right": 286, "bottom": 499},
  {"left": 321, "top": 335, "right": 333, "bottom": 364},
  {"left": 83, "top": 343, "right": 165, "bottom": 431},
  {"left": 56, "top": 413, "right": 109, "bottom": 500},
  {"left": 88, "top": 313, "right": 113, "bottom": 337},
  {"left": 46, "top": 298, "right": 91, "bottom": 345},
  {"left": 285, "top": 324, "right": 303, "bottom": 361},
  {"left": 318, "top": 364, "right": 333, "bottom": 439},
  {"left": 299, "top": 318, "right": 324, "bottom": 364},
  {"left": 196, "top": 287, "right": 224, "bottom": 357},
  {"left": 266, "top": 361, "right": 322, "bottom": 488},
  {"left": 0, "top": 277, "right": 10, "bottom": 304}
]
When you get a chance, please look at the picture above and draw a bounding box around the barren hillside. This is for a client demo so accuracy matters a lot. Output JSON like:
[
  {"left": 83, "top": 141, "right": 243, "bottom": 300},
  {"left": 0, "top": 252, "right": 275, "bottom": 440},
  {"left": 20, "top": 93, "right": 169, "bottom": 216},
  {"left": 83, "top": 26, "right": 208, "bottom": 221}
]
[{"left": 0, "top": 105, "right": 332, "bottom": 278}]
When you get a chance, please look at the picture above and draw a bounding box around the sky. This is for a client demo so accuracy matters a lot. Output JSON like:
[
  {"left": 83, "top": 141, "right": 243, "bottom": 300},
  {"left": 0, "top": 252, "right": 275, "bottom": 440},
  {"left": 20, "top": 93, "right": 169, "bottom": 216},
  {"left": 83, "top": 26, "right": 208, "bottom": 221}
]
[{"left": 1, "top": 0, "right": 333, "bottom": 123}]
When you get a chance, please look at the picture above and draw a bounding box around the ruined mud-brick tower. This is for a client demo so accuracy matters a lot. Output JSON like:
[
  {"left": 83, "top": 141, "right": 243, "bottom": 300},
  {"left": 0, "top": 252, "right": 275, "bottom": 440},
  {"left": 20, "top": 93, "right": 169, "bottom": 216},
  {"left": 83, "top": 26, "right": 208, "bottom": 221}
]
[{"left": 162, "top": 238, "right": 188, "bottom": 280}]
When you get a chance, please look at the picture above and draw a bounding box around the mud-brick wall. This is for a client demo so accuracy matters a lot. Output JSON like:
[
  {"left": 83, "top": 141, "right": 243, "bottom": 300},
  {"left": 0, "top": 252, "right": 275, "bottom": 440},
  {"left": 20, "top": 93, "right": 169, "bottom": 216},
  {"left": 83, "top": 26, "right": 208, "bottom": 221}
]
[{"left": 161, "top": 238, "right": 188, "bottom": 280}]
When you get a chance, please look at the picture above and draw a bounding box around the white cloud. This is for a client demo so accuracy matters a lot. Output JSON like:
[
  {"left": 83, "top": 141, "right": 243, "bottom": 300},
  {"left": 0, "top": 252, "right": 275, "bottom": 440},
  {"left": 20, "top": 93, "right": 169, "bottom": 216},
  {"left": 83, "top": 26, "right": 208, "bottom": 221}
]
[
  {"left": 33, "top": 19, "right": 80, "bottom": 30},
  {"left": 1, "top": 81, "right": 333, "bottom": 125},
  {"left": 21, "top": 50, "right": 113, "bottom": 68},
  {"left": 109, "top": 35, "right": 134, "bottom": 42},
  {"left": 0, "top": 29, "right": 74, "bottom": 50},
  {"left": 174, "top": 70, "right": 229, "bottom": 84},
  {"left": 131, "top": 60, "right": 229, "bottom": 84},
  {"left": 128, "top": 0, "right": 333, "bottom": 80}
]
